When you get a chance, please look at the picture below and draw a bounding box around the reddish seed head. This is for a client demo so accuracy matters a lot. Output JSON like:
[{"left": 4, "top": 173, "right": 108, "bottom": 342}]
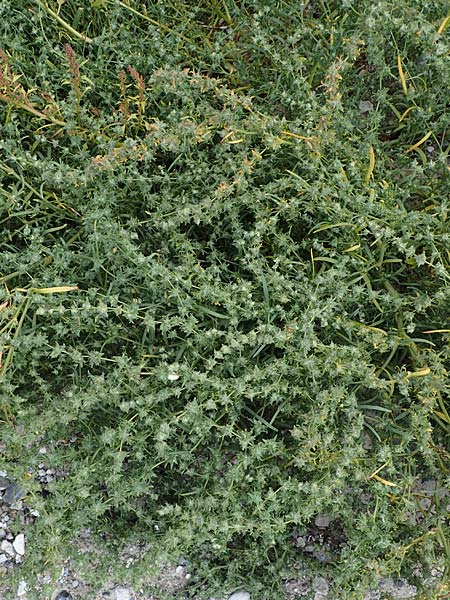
[
  {"left": 127, "top": 65, "right": 145, "bottom": 102},
  {"left": 65, "top": 43, "right": 81, "bottom": 100}
]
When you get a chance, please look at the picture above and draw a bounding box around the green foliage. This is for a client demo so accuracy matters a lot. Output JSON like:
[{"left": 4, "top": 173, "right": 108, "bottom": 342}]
[{"left": 0, "top": 1, "right": 449, "bottom": 597}]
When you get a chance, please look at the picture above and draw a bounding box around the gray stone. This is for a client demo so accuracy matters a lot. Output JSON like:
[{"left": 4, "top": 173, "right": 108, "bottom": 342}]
[
  {"left": 0, "top": 529, "right": 6, "bottom": 540},
  {"left": 229, "top": 592, "right": 251, "bottom": 600},
  {"left": 13, "top": 533, "right": 25, "bottom": 556},
  {"left": 0, "top": 476, "right": 9, "bottom": 491},
  {"left": 314, "top": 515, "right": 333, "bottom": 529},
  {"left": 359, "top": 100, "right": 374, "bottom": 113},
  {"left": 0, "top": 554, "right": 7, "bottom": 565},
  {"left": 53, "top": 592, "right": 73, "bottom": 600},
  {"left": 3, "top": 482, "right": 25, "bottom": 504},
  {"left": 312, "top": 577, "right": 329, "bottom": 595},
  {"left": 363, "top": 592, "right": 380, "bottom": 600},
  {"left": 285, "top": 578, "right": 310, "bottom": 597},
  {"left": 379, "top": 578, "right": 417, "bottom": 599},
  {"left": 112, "top": 588, "right": 132, "bottom": 600}
]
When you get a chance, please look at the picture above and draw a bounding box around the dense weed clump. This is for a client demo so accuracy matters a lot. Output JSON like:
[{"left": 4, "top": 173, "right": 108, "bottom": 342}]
[{"left": 0, "top": 1, "right": 449, "bottom": 597}]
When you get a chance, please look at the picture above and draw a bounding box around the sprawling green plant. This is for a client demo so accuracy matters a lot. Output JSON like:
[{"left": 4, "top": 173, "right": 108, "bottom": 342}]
[{"left": 0, "top": 1, "right": 449, "bottom": 597}]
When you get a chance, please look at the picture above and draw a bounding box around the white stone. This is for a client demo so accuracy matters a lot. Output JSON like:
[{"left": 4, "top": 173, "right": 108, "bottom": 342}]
[
  {"left": 13, "top": 534, "right": 25, "bottom": 556},
  {"left": 17, "top": 580, "right": 27, "bottom": 597},
  {"left": 1, "top": 540, "right": 14, "bottom": 556},
  {"left": 229, "top": 592, "right": 251, "bottom": 600},
  {"left": 112, "top": 587, "right": 132, "bottom": 600},
  {"left": 167, "top": 372, "right": 180, "bottom": 381},
  {"left": 0, "top": 554, "right": 7, "bottom": 564}
]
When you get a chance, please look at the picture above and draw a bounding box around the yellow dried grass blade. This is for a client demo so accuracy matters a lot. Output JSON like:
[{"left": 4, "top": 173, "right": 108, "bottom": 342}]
[
  {"left": 369, "top": 462, "right": 388, "bottom": 478},
  {"left": 406, "top": 131, "right": 432, "bottom": 153},
  {"left": 423, "top": 329, "right": 450, "bottom": 334},
  {"left": 397, "top": 53, "right": 408, "bottom": 96},
  {"left": 281, "top": 130, "right": 314, "bottom": 141},
  {"left": 365, "top": 146, "right": 375, "bottom": 184},
  {"left": 406, "top": 367, "right": 431, "bottom": 378},
  {"left": 371, "top": 474, "right": 399, "bottom": 488},
  {"left": 399, "top": 106, "right": 416, "bottom": 122},
  {"left": 435, "top": 411, "right": 450, "bottom": 424},
  {"left": 438, "top": 14, "right": 450, "bottom": 34},
  {"left": 351, "top": 321, "right": 387, "bottom": 335},
  {"left": 32, "top": 286, "right": 79, "bottom": 294}
]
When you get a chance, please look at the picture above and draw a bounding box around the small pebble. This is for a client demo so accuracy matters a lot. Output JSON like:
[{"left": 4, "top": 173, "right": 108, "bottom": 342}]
[
  {"left": 314, "top": 515, "right": 333, "bottom": 529},
  {"left": 54, "top": 591, "right": 73, "bottom": 600},
  {"left": 229, "top": 591, "right": 251, "bottom": 600},
  {"left": 313, "top": 577, "right": 329, "bottom": 595},
  {"left": 112, "top": 587, "right": 132, "bottom": 600},
  {"left": 13, "top": 534, "right": 25, "bottom": 556},
  {"left": 17, "top": 580, "right": 27, "bottom": 597},
  {"left": 1, "top": 540, "right": 15, "bottom": 557},
  {"left": 359, "top": 100, "right": 374, "bottom": 113}
]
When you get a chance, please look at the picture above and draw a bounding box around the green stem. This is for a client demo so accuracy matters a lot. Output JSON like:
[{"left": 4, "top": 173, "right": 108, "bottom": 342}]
[
  {"left": 35, "top": 0, "right": 93, "bottom": 44},
  {"left": 116, "top": 1, "right": 191, "bottom": 44}
]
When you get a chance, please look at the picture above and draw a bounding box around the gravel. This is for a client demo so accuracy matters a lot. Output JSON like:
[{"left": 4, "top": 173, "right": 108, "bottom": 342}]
[{"left": 0, "top": 464, "right": 446, "bottom": 599}]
